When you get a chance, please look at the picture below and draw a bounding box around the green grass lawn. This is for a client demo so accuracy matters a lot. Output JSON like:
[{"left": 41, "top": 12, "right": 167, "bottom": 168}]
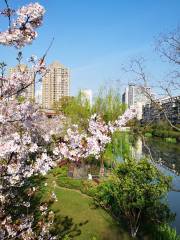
[
  {"left": 40, "top": 168, "right": 132, "bottom": 240},
  {"left": 52, "top": 187, "right": 130, "bottom": 240}
]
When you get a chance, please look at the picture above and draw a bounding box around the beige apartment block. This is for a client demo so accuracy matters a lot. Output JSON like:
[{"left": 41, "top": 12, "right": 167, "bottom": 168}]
[
  {"left": 42, "top": 61, "right": 70, "bottom": 109},
  {"left": 9, "top": 64, "right": 35, "bottom": 100}
]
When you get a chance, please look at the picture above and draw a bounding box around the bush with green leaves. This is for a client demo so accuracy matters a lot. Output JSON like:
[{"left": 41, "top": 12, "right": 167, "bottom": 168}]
[
  {"left": 153, "top": 224, "right": 180, "bottom": 240},
  {"left": 49, "top": 166, "right": 98, "bottom": 197},
  {"left": 142, "top": 120, "right": 180, "bottom": 142},
  {"left": 144, "top": 132, "right": 153, "bottom": 137},
  {"left": 94, "top": 158, "right": 173, "bottom": 238}
]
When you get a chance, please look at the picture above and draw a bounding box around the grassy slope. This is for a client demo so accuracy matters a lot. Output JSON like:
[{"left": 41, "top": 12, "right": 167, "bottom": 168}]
[
  {"left": 41, "top": 170, "right": 131, "bottom": 240},
  {"left": 53, "top": 187, "right": 130, "bottom": 240}
]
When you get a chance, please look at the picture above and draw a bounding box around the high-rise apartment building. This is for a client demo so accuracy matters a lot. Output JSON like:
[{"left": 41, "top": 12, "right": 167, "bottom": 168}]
[
  {"left": 42, "top": 61, "right": 70, "bottom": 109},
  {"left": 127, "top": 84, "right": 151, "bottom": 107},
  {"left": 122, "top": 84, "right": 153, "bottom": 119},
  {"left": 9, "top": 64, "right": 35, "bottom": 100},
  {"left": 142, "top": 96, "right": 180, "bottom": 125}
]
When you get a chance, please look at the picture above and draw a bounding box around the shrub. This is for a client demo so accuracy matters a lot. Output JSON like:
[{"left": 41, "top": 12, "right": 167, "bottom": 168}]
[
  {"left": 50, "top": 166, "right": 68, "bottom": 177},
  {"left": 55, "top": 173, "right": 98, "bottom": 197},
  {"left": 144, "top": 132, "right": 152, "bottom": 137},
  {"left": 153, "top": 224, "right": 180, "bottom": 240},
  {"left": 56, "top": 177, "right": 83, "bottom": 190},
  {"left": 165, "top": 138, "right": 177, "bottom": 143},
  {"left": 95, "top": 158, "right": 173, "bottom": 237},
  {"left": 151, "top": 129, "right": 180, "bottom": 141}
]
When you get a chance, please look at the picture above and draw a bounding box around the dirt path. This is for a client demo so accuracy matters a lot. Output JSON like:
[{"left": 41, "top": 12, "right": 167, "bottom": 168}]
[
  {"left": 55, "top": 184, "right": 92, "bottom": 199},
  {"left": 47, "top": 175, "right": 92, "bottom": 199}
]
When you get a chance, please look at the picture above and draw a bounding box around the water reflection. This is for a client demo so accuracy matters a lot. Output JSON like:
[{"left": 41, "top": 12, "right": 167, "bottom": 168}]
[
  {"left": 131, "top": 137, "right": 143, "bottom": 160},
  {"left": 128, "top": 135, "right": 180, "bottom": 233},
  {"left": 142, "top": 138, "right": 180, "bottom": 176}
]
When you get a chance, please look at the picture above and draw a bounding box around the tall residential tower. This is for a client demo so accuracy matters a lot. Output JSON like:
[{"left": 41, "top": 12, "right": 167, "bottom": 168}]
[
  {"left": 42, "top": 61, "right": 70, "bottom": 109},
  {"left": 9, "top": 64, "right": 35, "bottom": 100},
  {"left": 122, "top": 83, "right": 153, "bottom": 119}
]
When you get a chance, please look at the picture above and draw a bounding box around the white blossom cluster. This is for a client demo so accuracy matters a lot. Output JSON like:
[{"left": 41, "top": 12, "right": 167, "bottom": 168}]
[
  {"left": 0, "top": 2, "right": 45, "bottom": 48},
  {"left": 53, "top": 119, "right": 109, "bottom": 162},
  {"left": 53, "top": 108, "right": 136, "bottom": 162},
  {"left": 109, "top": 107, "right": 137, "bottom": 133},
  {"left": 2, "top": 70, "right": 32, "bottom": 97}
]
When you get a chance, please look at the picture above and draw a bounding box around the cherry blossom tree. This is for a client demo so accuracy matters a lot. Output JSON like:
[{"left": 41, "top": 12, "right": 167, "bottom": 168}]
[
  {"left": 0, "top": 1, "right": 137, "bottom": 239},
  {"left": 0, "top": 2, "right": 60, "bottom": 239}
]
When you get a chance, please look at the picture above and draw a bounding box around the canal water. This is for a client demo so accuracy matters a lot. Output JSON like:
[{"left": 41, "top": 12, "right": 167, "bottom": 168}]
[
  {"left": 140, "top": 137, "right": 180, "bottom": 233},
  {"left": 120, "top": 134, "right": 180, "bottom": 233}
]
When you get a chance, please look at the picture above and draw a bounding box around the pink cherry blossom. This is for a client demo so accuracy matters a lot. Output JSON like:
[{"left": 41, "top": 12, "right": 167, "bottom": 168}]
[{"left": 0, "top": 3, "right": 45, "bottom": 48}]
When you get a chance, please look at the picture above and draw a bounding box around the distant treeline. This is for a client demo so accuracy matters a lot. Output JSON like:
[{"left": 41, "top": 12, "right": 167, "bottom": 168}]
[{"left": 140, "top": 121, "right": 180, "bottom": 142}]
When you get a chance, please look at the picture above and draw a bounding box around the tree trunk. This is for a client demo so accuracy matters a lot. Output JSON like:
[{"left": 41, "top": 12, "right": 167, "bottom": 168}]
[
  {"left": 130, "top": 226, "right": 139, "bottom": 238},
  {"left": 99, "top": 157, "right": 105, "bottom": 177}
]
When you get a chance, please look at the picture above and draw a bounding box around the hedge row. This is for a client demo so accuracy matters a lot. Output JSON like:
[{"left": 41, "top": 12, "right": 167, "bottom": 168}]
[{"left": 145, "top": 129, "right": 180, "bottom": 142}]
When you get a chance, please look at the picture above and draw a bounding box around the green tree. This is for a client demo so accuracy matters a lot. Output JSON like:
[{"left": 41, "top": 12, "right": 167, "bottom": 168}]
[
  {"left": 102, "top": 132, "right": 131, "bottom": 167},
  {"left": 95, "top": 158, "right": 173, "bottom": 238},
  {"left": 54, "top": 92, "right": 91, "bottom": 130},
  {"left": 92, "top": 86, "right": 126, "bottom": 123}
]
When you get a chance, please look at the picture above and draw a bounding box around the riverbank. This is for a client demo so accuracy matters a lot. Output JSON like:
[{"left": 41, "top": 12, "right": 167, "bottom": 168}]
[{"left": 142, "top": 128, "right": 180, "bottom": 143}]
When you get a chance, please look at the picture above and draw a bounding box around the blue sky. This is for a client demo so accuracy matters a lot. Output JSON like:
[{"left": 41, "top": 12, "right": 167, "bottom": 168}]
[{"left": 0, "top": 0, "right": 180, "bottom": 96}]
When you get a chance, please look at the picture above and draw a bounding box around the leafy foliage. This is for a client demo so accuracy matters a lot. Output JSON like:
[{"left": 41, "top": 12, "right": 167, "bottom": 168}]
[
  {"left": 50, "top": 167, "right": 98, "bottom": 197},
  {"left": 54, "top": 93, "right": 91, "bottom": 130},
  {"left": 95, "top": 158, "right": 173, "bottom": 237},
  {"left": 92, "top": 87, "right": 127, "bottom": 123},
  {"left": 153, "top": 224, "right": 180, "bottom": 240},
  {"left": 102, "top": 132, "right": 131, "bottom": 166}
]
